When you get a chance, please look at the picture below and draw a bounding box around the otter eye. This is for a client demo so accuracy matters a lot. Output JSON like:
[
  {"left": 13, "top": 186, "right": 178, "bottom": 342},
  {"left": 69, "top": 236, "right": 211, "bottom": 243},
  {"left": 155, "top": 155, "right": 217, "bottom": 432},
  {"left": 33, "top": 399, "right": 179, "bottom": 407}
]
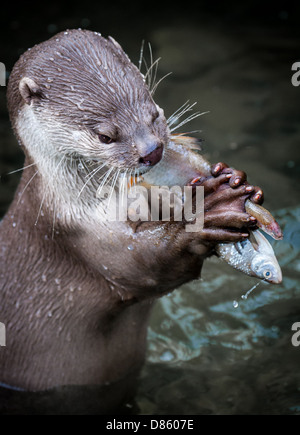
[{"left": 98, "top": 134, "right": 114, "bottom": 144}]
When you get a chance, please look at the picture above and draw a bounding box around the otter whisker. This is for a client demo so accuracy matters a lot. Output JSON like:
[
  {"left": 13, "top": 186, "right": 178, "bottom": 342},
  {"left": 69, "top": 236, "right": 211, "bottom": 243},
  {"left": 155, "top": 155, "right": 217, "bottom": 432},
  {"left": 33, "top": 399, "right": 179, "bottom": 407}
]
[
  {"left": 150, "top": 59, "right": 160, "bottom": 93},
  {"left": 7, "top": 162, "right": 37, "bottom": 176},
  {"left": 78, "top": 161, "right": 107, "bottom": 198},
  {"left": 167, "top": 101, "right": 197, "bottom": 128},
  {"left": 145, "top": 42, "right": 154, "bottom": 89},
  {"left": 138, "top": 40, "right": 145, "bottom": 72},
  {"left": 119, "top": 168, "right": 129, "bottom": 206},
  {"left": 96, "top": 166, "right": 114, "bottom": 199},
  {"left": 17, "top": 170, "right": 39, "bottom": 206},
  {"left": 107, "top": 168, "right": 120, "bottom": 208},
  {"left": 151, "top": 72, "right": 172, "bottom": 96},
  {"left": 141, "top": 43, "right": 160, "bottom": 91},
  {"left": 170, "top": 110, "right": 209, "bottom": 133},
  {"left": 52, "top": 199, "right": 57, "bottom": 240},
  {"left": 35, "top": 155, "right": 66, "bottom": 227},
  {"left": 172, "top": 130, "right": 202, "bottom": 137},
  {"left": 84, "top": 161, "right": 106, "bottom": 179},
  {"left": 144, "top": 57, "right": 161, "bottom": 92}
]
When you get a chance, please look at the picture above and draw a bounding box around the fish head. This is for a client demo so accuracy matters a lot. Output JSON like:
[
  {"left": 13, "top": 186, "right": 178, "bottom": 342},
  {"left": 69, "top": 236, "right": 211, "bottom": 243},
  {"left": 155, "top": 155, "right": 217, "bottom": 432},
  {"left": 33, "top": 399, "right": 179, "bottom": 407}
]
[
  {"left": 249, "top": 231, "right": 283, "bottom": 284},
  {"left": 251, "top": 256, "right": 282, "bottom": 284}
]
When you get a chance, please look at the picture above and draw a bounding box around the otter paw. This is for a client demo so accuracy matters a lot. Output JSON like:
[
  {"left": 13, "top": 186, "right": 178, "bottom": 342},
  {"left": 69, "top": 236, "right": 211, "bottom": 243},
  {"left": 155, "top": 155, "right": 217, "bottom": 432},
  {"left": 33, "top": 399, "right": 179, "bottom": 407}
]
[{"left": 211, "top": 162, "right": 264, "bottom": 204}]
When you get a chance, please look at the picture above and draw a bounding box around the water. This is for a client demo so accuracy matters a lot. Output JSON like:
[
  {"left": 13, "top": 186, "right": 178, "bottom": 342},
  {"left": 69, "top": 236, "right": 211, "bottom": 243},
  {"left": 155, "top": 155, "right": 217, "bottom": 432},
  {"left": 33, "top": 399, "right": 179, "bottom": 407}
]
[
  {"left": 133, "top": 17, "right": 300, "bottom": 414},
  {"left": 0, "top": 3, "right": 299, "bottom": 415},
  {"left": 233, "top": 282, "right": 261, "bottom": 307},
  {"left": 137, "top": 207, "right": 300, "bottom": 414}
]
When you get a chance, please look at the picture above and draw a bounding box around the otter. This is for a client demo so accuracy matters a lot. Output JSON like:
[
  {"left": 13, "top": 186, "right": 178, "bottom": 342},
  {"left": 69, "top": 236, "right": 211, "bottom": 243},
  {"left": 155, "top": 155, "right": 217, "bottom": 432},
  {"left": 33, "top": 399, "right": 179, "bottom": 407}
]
[{"left": 0, "top": 30, "right": 263, "bottom": 413}]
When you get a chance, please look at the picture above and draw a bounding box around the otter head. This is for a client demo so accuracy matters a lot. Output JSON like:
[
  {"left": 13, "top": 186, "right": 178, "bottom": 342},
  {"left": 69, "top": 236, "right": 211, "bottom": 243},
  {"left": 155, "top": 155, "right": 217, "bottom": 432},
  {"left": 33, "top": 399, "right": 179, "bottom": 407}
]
[{"left": 7, "top": 30, "right": 169, "bottom": 181}]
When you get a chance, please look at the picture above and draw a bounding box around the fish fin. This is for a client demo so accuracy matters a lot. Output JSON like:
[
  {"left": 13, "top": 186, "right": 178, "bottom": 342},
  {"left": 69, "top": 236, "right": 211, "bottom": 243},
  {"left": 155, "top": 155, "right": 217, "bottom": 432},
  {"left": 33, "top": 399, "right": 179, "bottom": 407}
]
[
  {"left": 252, "top": 230, "right": 275, "bottom": 255},
  {"left": 249, "top": 231, "right": 260, "bottom": 251}
]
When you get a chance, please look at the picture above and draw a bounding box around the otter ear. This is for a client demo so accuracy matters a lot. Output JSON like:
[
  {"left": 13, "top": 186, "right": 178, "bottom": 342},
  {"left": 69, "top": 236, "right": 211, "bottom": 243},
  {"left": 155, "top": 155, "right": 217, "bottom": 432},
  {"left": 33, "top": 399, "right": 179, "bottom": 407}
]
[{"left": 19, "top": 77, "right": 42, "bottom": 105}]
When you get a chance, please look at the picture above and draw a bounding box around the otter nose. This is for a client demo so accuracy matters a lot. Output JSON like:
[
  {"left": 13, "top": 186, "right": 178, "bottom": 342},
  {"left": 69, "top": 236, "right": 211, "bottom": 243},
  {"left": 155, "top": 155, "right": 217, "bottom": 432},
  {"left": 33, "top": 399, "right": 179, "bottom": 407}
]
[{"left": 139, "top": 143, "right": 163, "bottom": 167}]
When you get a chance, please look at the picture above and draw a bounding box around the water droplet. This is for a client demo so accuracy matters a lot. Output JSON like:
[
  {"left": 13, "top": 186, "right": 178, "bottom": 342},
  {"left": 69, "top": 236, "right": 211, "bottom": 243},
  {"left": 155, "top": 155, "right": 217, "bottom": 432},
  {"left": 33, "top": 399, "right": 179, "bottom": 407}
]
[
  {"left": 48, "top": 311, "right": 53, "bottom": 318},
  {"left": 55, "top": 278, "right": 61, "bottom": 285},
  {"left": 160, "top": 351, "right": 175, "bottom": 362},
  {"left": 12, "top": 222, "right": 16, "bottom": 228},
  {"left": 233, "top": 300, "right": 239, "bottom": 308},
  {"left": 42, "top": 274, "right": 47, "bottom": 282},
  {"left": 241, "top": 282, "right": 261, "bottom": 301},
  {"left": 127, "top": 245, "right": 134, "bottom": 251}
]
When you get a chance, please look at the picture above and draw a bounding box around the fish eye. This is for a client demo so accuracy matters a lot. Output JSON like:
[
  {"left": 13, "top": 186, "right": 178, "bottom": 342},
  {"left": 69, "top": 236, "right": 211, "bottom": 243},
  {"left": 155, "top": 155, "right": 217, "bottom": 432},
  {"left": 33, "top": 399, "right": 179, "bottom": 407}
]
[{"left": 263, "top": 270, "right": 272, "bottom": 279}]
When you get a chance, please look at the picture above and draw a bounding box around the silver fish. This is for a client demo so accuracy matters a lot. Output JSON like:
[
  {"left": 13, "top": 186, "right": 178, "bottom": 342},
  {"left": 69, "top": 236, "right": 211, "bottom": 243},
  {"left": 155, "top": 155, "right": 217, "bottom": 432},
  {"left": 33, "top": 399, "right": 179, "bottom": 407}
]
[{"left": 216, "top": 230, "right": 282, "bottom": 284}]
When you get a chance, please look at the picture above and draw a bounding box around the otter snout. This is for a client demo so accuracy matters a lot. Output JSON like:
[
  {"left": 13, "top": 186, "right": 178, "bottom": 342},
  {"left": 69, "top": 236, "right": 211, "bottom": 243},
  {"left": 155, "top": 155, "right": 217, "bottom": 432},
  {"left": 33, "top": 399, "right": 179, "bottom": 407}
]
[{"left": 139, "top": 143, "right": 164, "bottom": 167}]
